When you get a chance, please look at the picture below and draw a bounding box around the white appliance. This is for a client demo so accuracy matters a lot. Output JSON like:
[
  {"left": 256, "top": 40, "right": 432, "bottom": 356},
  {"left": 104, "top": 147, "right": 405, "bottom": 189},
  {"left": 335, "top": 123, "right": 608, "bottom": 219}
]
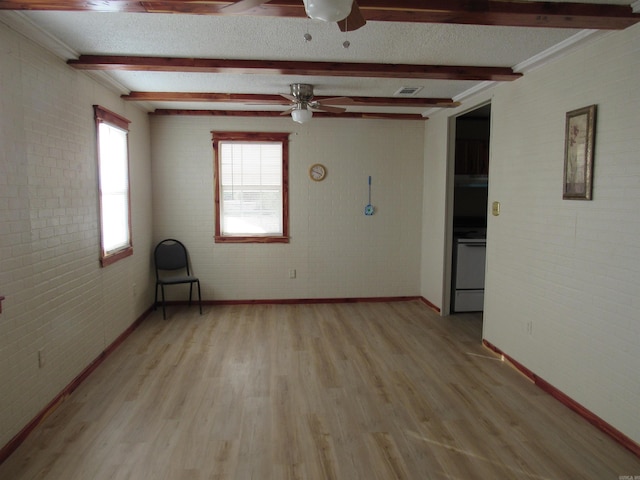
[{"left": 452, "top": 238, "right": 486, "bottom": 312}]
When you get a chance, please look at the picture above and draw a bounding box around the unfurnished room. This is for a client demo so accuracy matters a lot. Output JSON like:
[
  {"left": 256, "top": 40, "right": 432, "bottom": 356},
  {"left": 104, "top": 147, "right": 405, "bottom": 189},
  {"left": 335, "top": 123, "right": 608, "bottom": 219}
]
[{"left": 0, "top": 1, "right": 639, "bottom": 479}]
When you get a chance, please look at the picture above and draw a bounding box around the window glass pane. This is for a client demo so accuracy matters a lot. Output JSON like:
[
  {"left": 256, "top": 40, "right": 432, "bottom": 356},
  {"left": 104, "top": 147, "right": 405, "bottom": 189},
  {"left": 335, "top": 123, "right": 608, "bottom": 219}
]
[
  {"left": 99, "top": 123, "right": 128, "bottom": 192},
  {"left": 101, "top": 192, "right": 129, "bottom": 250},
  {"left": 98, "top": 122, "right": 130, "bottom": 253}
]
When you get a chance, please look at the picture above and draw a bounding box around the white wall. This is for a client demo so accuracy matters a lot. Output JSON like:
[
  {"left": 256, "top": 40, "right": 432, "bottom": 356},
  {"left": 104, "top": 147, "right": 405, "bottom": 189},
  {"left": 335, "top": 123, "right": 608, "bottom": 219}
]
[
  {"left": 485, "top": 24, "right": 640, "bottom": 444},
  {"left": 420, "top": 111, "right": 451, "bottom": 310},
  {"left": 0, "top": 22, "right": 153, "bottom": 448},
  {"left": 422, "top": 24, "right": 640, "bottom": 444},
  {"left": 151, "top": 115, "right": 424, "bottom": 301}
]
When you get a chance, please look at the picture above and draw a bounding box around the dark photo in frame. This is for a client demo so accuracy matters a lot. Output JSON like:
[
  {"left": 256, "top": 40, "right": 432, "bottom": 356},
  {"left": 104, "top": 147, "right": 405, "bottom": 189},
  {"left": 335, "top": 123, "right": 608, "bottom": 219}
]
[{"left": 563, "top": 105, "right": 596, "bottom": 200}]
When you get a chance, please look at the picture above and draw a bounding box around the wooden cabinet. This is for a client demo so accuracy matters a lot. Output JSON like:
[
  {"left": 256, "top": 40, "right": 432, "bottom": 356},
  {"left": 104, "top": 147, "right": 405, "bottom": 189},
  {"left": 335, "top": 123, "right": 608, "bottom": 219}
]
[{"left": 455, "top": 139, "right": 489, "bottom": 175}]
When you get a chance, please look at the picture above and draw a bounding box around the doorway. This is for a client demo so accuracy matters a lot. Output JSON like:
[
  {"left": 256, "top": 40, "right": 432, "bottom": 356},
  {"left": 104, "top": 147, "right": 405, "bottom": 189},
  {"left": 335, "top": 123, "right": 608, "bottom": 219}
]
[{"left": 449, "top": 104, "right": 491, "bottom": 314}]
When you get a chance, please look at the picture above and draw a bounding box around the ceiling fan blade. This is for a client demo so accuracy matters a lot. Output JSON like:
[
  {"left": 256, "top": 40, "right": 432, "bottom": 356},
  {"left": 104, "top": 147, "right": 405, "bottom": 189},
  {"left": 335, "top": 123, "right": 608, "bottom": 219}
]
[
  {"left": 222, "top": 0, "right": 269, "bottom": 14},
  {"left": 280, "top": 107, "right": 295, "bottom": 116},
  {"left": 337, "top": 2, "right": 366, "bottom": 32},
  {"left": 279, "top": 93, "right": 297, "bottom": 102},
  {"left": 316, "top": 96, "right": 352, "bottom": 105},
  {"left": 312, "top": 104, "right": 347, "bottom": 114}
]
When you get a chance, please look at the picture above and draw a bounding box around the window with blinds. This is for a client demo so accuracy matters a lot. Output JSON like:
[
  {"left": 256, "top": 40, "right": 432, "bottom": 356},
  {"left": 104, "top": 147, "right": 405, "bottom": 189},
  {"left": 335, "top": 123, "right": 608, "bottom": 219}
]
[
  {"left": 94, "top": 105, "right": 133, "bottom": 266},
  {"left": 212, "top": 132, "right": 289, "bottom": 243}
]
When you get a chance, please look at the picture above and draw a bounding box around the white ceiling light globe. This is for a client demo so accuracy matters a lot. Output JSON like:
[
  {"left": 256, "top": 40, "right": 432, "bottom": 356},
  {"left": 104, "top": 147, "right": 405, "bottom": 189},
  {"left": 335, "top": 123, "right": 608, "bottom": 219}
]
[
  {"left": 291, "top": 108, "right": 313, "bottom": 124},
  {"left": 303, "top": 0, "right": 353, "bottom": 22}
]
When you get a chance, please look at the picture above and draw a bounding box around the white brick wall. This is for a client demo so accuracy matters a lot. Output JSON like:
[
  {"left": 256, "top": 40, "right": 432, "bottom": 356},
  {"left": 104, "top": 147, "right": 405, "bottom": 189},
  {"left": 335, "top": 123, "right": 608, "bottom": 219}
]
[
  {"left": 422, "top": 24, "right": 640, "bottom": 443},
  {"left": 485, "top": 24, "right": 640, "bottom": 443},
  {"left": 0, "top": 23, "right": 153, "bottom": 448},
  {"left": 151, "top": 116, "right": 424, "bottom": 301}
]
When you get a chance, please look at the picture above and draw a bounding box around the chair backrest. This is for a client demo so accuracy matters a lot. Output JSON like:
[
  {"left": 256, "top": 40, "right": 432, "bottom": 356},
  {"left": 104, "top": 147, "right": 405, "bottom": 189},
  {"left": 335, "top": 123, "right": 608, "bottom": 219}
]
[{"left": 154, "top": 239, "right": 191, "bottom": 275}]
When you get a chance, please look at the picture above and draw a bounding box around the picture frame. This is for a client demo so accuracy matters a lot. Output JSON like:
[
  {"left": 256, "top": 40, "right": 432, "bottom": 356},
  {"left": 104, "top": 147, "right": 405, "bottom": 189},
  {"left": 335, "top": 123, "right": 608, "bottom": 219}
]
[{"left": 563, "top": 105, "right": 596, "bottom": 200}]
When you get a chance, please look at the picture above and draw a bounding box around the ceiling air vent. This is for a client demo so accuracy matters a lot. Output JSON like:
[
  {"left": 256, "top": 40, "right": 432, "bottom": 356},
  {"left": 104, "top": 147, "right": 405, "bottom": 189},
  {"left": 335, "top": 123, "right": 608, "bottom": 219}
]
[{"left": 394, "top": 86, "right": 423, "bottom": 97}]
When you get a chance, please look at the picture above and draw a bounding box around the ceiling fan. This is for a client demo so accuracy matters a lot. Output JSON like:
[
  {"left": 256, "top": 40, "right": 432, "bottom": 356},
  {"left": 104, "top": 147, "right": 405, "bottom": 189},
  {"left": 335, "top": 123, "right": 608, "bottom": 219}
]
[
  {"left": 222, "top": 0, "right": 366, "bottom": 31},
  {"left": 281, "top": 84, "right": 348, "bottom": 123}
]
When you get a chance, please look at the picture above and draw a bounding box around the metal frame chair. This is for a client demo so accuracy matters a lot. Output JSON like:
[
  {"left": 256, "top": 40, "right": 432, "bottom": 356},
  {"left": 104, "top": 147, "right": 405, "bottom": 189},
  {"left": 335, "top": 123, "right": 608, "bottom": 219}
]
[{"left": 154, "top": 239, "right": 202, "bottom": 319}]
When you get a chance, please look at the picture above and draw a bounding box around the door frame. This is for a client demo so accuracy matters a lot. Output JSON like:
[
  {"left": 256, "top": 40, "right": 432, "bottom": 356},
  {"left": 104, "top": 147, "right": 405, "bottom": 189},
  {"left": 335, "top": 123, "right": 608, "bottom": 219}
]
[{"left": 442, "top": 100, "right": 492, "bottom": 315}]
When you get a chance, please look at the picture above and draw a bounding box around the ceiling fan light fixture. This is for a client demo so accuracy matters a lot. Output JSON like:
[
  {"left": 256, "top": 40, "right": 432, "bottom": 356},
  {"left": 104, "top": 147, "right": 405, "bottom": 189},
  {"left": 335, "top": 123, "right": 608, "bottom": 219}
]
[
  {"left": 291, "top": 106, "right": 313, "bottom": 124},
  {"left": 303, "top": 0, "right": 353, "bottom": 22}
]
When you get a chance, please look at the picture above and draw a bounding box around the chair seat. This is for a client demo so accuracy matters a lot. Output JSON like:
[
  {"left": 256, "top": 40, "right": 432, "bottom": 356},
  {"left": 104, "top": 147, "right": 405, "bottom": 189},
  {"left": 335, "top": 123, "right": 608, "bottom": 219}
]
[{"left": 158, "top": 275, "right": 198, "bottom": 285}]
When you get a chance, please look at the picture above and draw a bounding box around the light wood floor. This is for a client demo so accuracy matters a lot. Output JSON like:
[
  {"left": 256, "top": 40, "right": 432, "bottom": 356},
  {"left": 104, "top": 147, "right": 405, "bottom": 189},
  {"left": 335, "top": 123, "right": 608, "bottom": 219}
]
[{"left": 1, "top": 301, "right": 639, "bottom": 479}]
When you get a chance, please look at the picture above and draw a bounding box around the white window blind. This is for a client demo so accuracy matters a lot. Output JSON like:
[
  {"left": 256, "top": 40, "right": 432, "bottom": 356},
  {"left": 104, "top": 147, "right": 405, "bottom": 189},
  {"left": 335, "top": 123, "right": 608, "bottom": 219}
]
[{"left": 219, "top": 141, "right": 283, "bottom": 236}]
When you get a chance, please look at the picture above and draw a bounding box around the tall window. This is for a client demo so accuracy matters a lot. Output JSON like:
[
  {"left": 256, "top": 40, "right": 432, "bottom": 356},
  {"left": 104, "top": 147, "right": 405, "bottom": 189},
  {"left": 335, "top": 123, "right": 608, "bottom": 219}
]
[
  {"left": 94, "top": 105, "right": 133, "bottom": 266},
  {"left": 212, "top": 132, "right": 289, "bottom": 243}
]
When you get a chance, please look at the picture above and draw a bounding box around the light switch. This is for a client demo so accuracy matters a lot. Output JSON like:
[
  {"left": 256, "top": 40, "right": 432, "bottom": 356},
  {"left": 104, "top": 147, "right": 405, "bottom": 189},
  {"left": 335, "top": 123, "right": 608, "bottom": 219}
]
[{"left": 492, "top": 201, "right": 500, "bottom": 216}]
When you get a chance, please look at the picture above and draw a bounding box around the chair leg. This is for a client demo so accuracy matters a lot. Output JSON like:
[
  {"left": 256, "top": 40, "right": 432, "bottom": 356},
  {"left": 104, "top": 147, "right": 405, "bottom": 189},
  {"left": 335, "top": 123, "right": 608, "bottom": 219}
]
[
  {"left": 160, "top": 284, "right": 166, "bottom": 320},
  {"left": 197, "top": 280, "right": 202, "bottom": 315},
  {"left": 188, "top": 283, "right": 193, "bottom": 307}
]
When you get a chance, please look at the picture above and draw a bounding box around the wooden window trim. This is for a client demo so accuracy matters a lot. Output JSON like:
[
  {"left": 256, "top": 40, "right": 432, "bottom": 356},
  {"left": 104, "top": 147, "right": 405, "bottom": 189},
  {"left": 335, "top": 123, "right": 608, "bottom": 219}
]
[
  {"left": 212, "top": 131, "right": 290, "bottom": 244},
  {"left": 94, "top": 106, "right": 130, "bottom": 130},
  {"left": 94, "top": 105, "right": 133, "bottom": 266},
  {"left": 100, "top": 247, "right": 133, "bottom": 266}
]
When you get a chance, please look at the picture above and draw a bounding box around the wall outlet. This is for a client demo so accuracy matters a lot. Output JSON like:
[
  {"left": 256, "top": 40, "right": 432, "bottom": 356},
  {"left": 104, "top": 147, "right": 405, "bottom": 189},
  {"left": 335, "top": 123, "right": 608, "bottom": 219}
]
[
  {"left": 38, "top": 349, "right": 44, "bottom": 368},
  {"left": 289, "top": 269, "right": 296, "bottom": 279}
]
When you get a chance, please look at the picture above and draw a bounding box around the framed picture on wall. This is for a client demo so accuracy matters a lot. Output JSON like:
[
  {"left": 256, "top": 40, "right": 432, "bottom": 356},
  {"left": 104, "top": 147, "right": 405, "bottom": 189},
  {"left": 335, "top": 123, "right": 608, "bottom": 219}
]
[{"left": 563, "top": 105, "right": 596, "bottom": 200}]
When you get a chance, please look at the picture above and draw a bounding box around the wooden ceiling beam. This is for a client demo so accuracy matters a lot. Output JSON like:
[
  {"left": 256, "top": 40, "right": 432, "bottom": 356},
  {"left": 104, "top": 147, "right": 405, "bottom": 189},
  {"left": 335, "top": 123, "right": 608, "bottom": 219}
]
[
  {"left": 1, "top": 0, "right": 638, "bottom": 30},
  {"left": 150, "top": 109, "right": 427, "bottom": 120},
  {"left": 70, "top": 56, "right": 521, "bottom": 82},
  {"left": 122, "top": 91, "right": 460, "bottom": 107}
]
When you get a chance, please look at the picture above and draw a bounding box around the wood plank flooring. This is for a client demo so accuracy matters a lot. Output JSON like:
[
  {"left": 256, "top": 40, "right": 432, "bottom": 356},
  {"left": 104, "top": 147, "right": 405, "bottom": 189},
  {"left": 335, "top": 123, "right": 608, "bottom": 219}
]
[{"left": 1, "top": 301, "right": 638, "bottom": 479}]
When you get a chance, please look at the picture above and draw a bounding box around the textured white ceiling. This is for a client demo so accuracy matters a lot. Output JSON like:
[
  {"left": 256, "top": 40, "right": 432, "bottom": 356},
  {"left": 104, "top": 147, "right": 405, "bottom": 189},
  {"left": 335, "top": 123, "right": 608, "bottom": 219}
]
[
  {"left": 3, "top": 2, "right": 633, "bottom": 115},
  {"left": 23, "top": 11, "right": 579, "bottom": 65},
  {"left": 107, "top": 71, "right": 479, "bottom": 98}
]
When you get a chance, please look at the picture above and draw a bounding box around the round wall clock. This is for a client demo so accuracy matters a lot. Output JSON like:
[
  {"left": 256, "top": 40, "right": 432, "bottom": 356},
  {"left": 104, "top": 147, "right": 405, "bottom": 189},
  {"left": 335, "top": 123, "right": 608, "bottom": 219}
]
[{"left": 309, "top": 163, "right": 327, "bottom": 181}]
